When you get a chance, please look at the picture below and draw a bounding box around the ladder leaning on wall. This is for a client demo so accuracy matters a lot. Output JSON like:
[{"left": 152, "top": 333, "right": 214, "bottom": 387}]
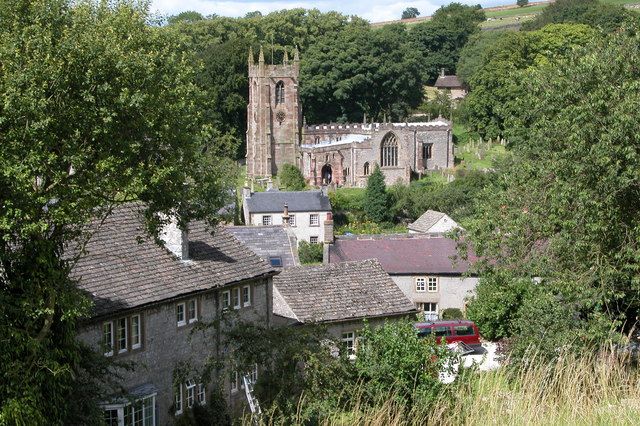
[{"left": 243, "top": 374, "right": 262, "bottom": 419}]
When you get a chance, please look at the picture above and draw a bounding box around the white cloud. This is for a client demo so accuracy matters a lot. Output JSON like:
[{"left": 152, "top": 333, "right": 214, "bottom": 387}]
[{"left": 150, "top": 0, "right": 491, "bottom": 23}]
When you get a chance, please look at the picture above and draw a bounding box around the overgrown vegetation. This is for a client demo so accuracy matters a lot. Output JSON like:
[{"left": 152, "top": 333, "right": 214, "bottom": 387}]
[
  {"left": 465, "top": 31, "right": 640, "bottom": 362},
  {"left": 228, "top": 319, "right": 457, "bottom": 424},
  {"left": 277, "top": 163, "right": 306, "bottom": 191},
  {"left": 298, "top": 241, "right": 324, "bottom": 264},
  {"left": 285, "top": 349, "right": 640, "bottom": 425}
]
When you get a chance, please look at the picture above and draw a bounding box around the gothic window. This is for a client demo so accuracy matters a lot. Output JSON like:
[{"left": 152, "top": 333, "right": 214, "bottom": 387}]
[
  {"left": 314, "top": 136, "right": 320, "bottom": 144},
  {"left": 275, "top": 81, "right": 285, "bottom": 105},
  {"left": 381, "top": 133, "right": 398, "bottom": 167},
  {"left": 363, "top": 162, "right": 370, "bottom": 175}
]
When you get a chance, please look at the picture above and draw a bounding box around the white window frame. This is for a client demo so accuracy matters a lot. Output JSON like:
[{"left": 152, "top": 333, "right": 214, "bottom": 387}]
[
  {"left": 288, "top": 214, "right": 296, "bottom": 227},
  {"left": 103, "top": 394, "right": 156, "bottom": 426},
  {"left": 117, "top": 317, "right": 128, "bottom": 354},
  {"left": 103, "top": 321, "right": 114, "bottom": 357},
  {"left": 420, "top": 302, "right": 439, "bottom": 321},
  {"left": 176, "top": 302, "right": 186, "bottom": 327},
  {"left": 233, "top": 287, "right": 241, "bottom": 310},
  {"left": 175, "top": 385, "right": 183, "bottom": 415},
  {"left": 415, "top": 277, "right": 426, "bottom": 292},
  {"left": 310, "top": 213, "right": 319, "bottom": 227},
  {"left": 342, "top": 331, "right": 356, "bottom": 356},
  {"left": 262, "top": 215, "right": 272, "bottom": 226},
  {"left": 197, "top": 383, "right": 206, "bottom": 405},
  {"left": 242, "top": 285, "right": 251, "bottom": 307},
  {"left": 131, "top": 314, "right": 141, "bottom": 350},
  {"left": 309, "top": 236, "right": 319, "bottom": 244},
  {"left": 222, "top": 290, "right": 231, "bottom": 310},
  {"left": 187, "top": 299, "right": 198, "bottom": 324},
  {"left": 427, "top": 277, "right": 438, "bottom": 292},
  {"left": 186, "top": 380, "right": 196, "bottom": 408}
]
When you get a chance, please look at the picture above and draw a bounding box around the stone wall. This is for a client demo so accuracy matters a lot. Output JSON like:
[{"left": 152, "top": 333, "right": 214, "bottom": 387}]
[{"left": 78, "top": 277, "right": 272, "bottom": 424}]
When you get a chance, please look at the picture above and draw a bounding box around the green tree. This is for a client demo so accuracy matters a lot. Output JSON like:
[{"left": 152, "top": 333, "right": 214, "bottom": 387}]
[
  {"left": 522, "top": 0, "right": 636, "bottom": 32},
  {"left": 278, "top": 163, "right": 306, "bottom": 191},
  {"left": 0, "top": 0, "right": 234, "bottom": 422},
  {"left": 466, "top": 32, "right": 640, "bottom": 360},
  {"left": 402, "top": 7, "right": 420, "bottom": 19},
  {"left": 460, "top": 24, "right": 597, "bottom": 139},
  {"left": 301, "top": 22, "right": 423, "bottom": 122},
  {"left": 409, "top": 3, "right": 485, "bottom": 84},
  {"left": 168, "top": 10, "right": 205, "bottom": 24},
  {"left": 517, "top": 0, "right": 529, "bottom": 7},
  {"left": 298, "top": 241, "right": 324, "bottom": 264},
  {"left": 364, "top": 165, "right": 392, "bottom": 223}
]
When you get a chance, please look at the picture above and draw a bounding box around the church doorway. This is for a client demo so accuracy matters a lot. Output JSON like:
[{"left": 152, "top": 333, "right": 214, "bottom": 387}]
[{"left": 321, "top": 164, "right": 332, "bottom": 184}]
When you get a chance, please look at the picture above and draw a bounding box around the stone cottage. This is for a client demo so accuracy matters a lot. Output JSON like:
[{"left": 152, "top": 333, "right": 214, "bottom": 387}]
[
  {"left": 246, "top": 47, "right": 454, "bottom": 187},
  {"left": 327, "top": 234, "right": 479, "bottom": 320},
  {"left": 434, "top": 68, "right": 467, "bottom": 101},
  {"left": 242, "top": 186, "right": 333, "bottom": 245},
  {"left": 273, "top": 259, "right": 417, "bottom": 354},
  {"left": 73, "top": 203, "right": 278, "bottom": 424}
]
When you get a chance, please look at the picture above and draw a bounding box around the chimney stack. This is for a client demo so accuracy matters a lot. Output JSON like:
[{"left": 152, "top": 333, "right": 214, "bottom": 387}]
[
  {"left": 320, "top": 185, "right": 328, "bottom": 197},
  {"left": 440, "top": 68, "right": 446, "bottom": 77},
  {"left": 266, "top": 178, "right": 273, "bottom": 191},
  {"left": 160, "top": 216, "right": 189, "bottom": 261},
  {"left": 323, "top": 212, "right": 334, "bottom": 244}
]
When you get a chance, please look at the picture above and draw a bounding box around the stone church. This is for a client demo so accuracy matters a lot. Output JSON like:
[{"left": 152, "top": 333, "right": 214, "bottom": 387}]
[{"left": 246, "top": 47, "right": 454, "bottom": 187}]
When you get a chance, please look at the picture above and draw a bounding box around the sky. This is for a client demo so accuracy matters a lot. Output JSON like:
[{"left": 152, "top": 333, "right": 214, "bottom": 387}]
[{"left": 150, "top": 0, "right": 507, "bottom": 23}]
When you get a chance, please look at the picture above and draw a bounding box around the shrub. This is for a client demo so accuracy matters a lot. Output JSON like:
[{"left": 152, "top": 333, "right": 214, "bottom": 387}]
[
  {"left": 278, "top": 163, "right": 306, "bottom": 191},
  {"left": 441, "top": 308, "right": 464, "bottom": 320},
  {"left": 364, "top": 165, "right": 391, "bottom": 223},
  {"left": 298, "top": 241, "right": 323, "bottom": 264}
]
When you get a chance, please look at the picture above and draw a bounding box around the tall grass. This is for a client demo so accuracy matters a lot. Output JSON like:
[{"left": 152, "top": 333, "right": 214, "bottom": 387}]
[{"left": 259, "top": 349, "right": 640, "bottom": 425}]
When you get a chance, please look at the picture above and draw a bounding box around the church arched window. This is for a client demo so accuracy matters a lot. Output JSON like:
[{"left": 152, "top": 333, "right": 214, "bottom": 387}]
[
  {"left": 380, "top": 133, "right": 398, "bottom": 167},
  {"left": 275, "top": 81, "right": 285, "bottom": 105},
  {"left": 363, "top": 162, "right": 370, "bottom": 175}
]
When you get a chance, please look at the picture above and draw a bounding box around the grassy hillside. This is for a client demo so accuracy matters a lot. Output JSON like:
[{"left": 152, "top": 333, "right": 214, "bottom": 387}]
[{"left": 373, "top": 0, "right": 640, "bottom": 30}]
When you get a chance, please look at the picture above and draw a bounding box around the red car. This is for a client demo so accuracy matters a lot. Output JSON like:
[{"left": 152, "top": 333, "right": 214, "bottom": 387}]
[{"left": 415, "top": 320, "right": 482, "bottom": 349}]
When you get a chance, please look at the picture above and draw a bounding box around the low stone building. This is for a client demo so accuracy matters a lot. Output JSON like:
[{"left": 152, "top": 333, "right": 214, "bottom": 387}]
[
  {"left": 272, "top": 259, "right": 417, "bottom": 353},
  {"left": 327, "top": 234, "right": 479, "bottom": 320},
  {"left": 408, "top": 210, "right": 460, "bottom": 234},
  {"left": 73, "top": 203, "right": 278, "bottom": 424},
  {"left": 434, "top": 69, "right": 467, "bottom": 101},
  {"left": 242, "top": 186, "right": 333, "bottom": 244}
]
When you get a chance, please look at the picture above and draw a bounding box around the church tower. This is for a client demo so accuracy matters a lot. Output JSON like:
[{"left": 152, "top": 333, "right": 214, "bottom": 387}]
[{"left": 246, "top": 46, "right": 301, "bottom": 179}]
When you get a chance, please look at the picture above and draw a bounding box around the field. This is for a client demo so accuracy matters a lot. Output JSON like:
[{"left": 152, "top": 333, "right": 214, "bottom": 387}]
[{"left": 373, "top": 0, "right": 640, "bottom": 30}]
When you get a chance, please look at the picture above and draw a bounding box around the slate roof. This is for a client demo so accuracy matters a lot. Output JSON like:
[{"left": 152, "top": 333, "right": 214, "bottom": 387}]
[
  {"left": 71, "top": 203, "right": 277, "bottom": 318},
  {"left": 245, "top": 190, "right": 331, "bottom": 213},
  {"left": 328, "top": 234, "right": 477, "bottom": 275},
  {"left": 408, "top": 210, "right": 448, "bottom": 233},
  {"left": 225, "top": 225, "right": 298, "bottom": 268},
  {"left": 273, "top": 259, "right": 417, "bottom": 323},
  {"left": 434, "top": 75, "right": 463, "bottom": 88}
]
